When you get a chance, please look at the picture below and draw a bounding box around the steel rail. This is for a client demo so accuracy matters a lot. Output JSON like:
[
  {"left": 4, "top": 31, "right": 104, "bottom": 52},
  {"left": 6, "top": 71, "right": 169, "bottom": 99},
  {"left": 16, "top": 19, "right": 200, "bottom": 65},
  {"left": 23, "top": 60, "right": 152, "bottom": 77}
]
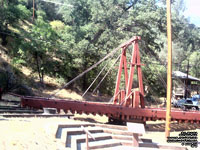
[{"left": 21, "top": 97, "right": 200, "bottom": 123}]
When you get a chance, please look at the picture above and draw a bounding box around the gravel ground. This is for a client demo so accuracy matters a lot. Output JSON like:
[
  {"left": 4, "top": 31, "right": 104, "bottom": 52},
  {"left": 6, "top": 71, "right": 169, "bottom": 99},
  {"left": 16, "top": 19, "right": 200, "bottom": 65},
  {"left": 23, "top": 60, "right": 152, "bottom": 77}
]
[{"left": 0, "top": 115, "right": 199, "bottom": 150}]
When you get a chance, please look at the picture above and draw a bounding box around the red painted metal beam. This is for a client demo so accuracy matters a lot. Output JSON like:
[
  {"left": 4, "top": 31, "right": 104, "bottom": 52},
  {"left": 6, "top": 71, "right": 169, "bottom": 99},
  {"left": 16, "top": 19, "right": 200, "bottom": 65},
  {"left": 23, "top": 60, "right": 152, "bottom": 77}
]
[
  {"left": 113, "top": 36, "right": 145, "bottom": 108},
  {"left": 135, "top": 41, "right": 145, "bottom": 108},
  {"left": 124, "top": 40, "right": 137, "bottom": 106},
  {"left": 113, "top": 48, "right": 126, "bottom": 104},
  {"left": 21, "top": 97, "right": 200, "bottom": 123},
  {"left": 18, "top": 36, "right": 200, "bottom": 124}
]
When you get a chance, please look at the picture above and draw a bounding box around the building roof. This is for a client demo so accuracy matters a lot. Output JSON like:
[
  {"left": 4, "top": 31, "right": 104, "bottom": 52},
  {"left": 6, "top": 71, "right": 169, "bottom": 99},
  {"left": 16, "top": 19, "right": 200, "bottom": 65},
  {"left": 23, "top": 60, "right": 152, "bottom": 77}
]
[{"left": 172, "top": 71, "right": 200, "bottom": 82}]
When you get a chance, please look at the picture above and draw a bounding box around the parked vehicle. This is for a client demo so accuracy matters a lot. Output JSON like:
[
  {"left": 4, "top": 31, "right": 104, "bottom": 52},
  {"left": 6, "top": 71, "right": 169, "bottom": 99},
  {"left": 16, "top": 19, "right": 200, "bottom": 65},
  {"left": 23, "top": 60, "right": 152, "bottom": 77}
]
[
  {"left": 191, "top": 94, "right": 200, "bottom": 101},
  {"left": 181, "top": 99, "right": 200, "bottom": 111},
  {"left": 174, "top": 99, "right": 186, "bottom": 108},
  {"left": 173, "top": 95, "right": 200, "bottom": 108}
]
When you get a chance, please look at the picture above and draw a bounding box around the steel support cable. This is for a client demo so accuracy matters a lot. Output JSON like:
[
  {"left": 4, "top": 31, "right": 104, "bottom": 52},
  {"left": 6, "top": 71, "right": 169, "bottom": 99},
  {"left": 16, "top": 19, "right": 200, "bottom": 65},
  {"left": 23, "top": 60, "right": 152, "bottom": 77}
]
[
  {"left": 141, "top": 42, "right": 193, "bottom": 95},
  {"left": 140, "top": 45, "right": 187, "bottom": 104},
  {"left": 49, "top": 37, "right": 136, "bottom": 98},
  {"left": 108, "top": 48, "right": 134, "bottom": 103},
  {"left": 126, "top": 47, "right": 167, "bottom": 97},
  {"left": 120, "top": 90, "right": 134, "bottom": 105},
  {"left": 109, "top": 46, "right": 146, "bottom": 104},
  {"left": 142, "top": 74, "right": 163, "bottom": 107},
  {"left": 173, "top": 77, "right": 193, "bottom": 93},
  {"left": 140, "top": 41, "right": 167, "bottom": 89},
  {"left": 2, "top": 30, "right": 136, "bottom": 97},
  {"left": 92, "top": 53, "right": 121, "bottom": 94},
  {"left": 140, "top": 50, "right": 167, "bottom": 90},
  {"left": 109, "top": 90, "right": 121, "bottom": 103},
  {"left": 141, "top": 55, "right": 167, "bottom": 105},
  {"left": 126, "top": 46, "right": 167, "bottom": 105},
  {"left": 128, "top": 49, "right": 162, "bottom": 105},
  {"left": 141, "top": 49, "right": 193, "bottom": 101},
  {"left": 82, "top": 59, "right": 110, "bottom": 97},
  {"left": 119, "top": 48, "right": 162, "bottom": 106},
  {"left": 38, "top": 0, "right": 73, "bottom": 7}
]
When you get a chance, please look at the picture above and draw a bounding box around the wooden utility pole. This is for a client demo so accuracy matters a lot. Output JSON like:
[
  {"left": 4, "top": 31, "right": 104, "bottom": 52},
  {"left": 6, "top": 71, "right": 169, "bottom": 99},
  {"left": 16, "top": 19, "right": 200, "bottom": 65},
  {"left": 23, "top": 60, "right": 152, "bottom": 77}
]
[
  {"left": 165, "top": 0, "right": 172, "bottom": 138},
  {"left": 185, "top": 60, "right": 190, "bottom": 99},
  {"left": 32, "top": 0, "right": 35, "bottom": 22}
]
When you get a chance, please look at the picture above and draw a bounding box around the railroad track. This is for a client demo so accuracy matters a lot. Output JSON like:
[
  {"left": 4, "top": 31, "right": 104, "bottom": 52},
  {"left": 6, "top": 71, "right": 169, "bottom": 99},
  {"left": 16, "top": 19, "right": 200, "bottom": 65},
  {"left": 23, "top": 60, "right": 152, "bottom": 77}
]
[
  {"left": 0, "top": 98, "right": 42, "bottom": 114},
  {"left": 1, "top": 114, "right": 73, "bottom": 118},
  {"left": 21, "top": 97, "right": 200, "bottom": 124},
  {"left": 0, "top": 98, "right": 73, "bottom": 118}
]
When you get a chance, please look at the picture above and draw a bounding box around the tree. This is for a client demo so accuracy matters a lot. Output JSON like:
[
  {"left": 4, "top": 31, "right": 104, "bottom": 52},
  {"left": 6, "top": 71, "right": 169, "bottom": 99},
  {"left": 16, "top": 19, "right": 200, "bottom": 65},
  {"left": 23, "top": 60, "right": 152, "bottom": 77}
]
[
  {"left": 188, "top": 51, "right": 200, "bottom": 78},
  {"left": 56, "top": 0, "right": 167, "bottom": 92},
  {"left": 3, "top": 0, "right": 200, "bottom": 97},
  {"left": 13, "top": 16, "right": 59, "bottom": 85},
  {"left": 0, "top": 0, "right": 31, "bottom": 45}
]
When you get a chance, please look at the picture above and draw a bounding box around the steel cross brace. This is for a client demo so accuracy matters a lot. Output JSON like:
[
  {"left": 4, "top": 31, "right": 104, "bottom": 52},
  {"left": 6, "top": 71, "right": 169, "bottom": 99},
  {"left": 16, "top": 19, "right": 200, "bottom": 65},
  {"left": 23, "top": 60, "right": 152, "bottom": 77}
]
[{"left": 113, "top": 36, "right": 144, "bottom": 108}]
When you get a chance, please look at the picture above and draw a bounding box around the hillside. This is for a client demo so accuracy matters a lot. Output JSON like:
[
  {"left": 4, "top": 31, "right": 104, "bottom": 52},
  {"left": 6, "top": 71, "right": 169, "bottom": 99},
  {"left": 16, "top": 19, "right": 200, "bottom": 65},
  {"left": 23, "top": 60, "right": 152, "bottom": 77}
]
[{"left": 0, "top": 0, "right": 200, "bottom": 100}]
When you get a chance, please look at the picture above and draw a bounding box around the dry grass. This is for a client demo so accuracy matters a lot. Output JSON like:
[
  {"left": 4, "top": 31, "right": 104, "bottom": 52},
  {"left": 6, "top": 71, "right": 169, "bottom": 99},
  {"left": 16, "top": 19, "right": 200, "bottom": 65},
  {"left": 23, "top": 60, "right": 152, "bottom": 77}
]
[
  {"left": 43, "top": 89, "right": 83, "bottom": 100},
  {"left": 0, "top": 117, "right": 78, "bottom": 150}
]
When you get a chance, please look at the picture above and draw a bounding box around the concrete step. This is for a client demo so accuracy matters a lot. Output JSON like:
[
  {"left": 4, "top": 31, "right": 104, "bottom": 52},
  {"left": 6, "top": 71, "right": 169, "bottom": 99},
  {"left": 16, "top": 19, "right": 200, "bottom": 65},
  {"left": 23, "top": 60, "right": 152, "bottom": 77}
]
[
  {"left": 94, "top": 145, "right": 169, "bottom": 150},
  {"left": 56, "top": 123, "right": 134, "bottom": 139},
  {"left": 111, "top": 134, "right": 132, "bottom": 140},
  {"left": 64, "top": 127, "right": 104, "bottom": 146},
  {"left": 111, "top": 134, "right": 152, "bottom": 143},
  {"left": 95, "top": 123, "right": 127, "bottom": 131},
  {"left": 71, "top": 132, "right": 112, "bottom": 149},
  {"left": 92, "top": 141, "right": 187, "bottom": 150},
  {"left": 80, "top": 139, "right": 122, "bottom": 150},
  {"left": 55, "top": 122, "right": 155, "bottom": 150},
  {"left": 56, "top": 123, "right": 95, "bottom": 138},
  {"left": 102, "top": 128, "right": 134, "bottom": 136}
]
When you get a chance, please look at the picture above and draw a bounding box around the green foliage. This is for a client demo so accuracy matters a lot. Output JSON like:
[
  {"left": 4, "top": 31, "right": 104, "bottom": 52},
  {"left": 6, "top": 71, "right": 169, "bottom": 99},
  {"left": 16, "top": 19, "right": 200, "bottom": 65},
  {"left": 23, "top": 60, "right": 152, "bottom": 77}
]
[
  {"left": 50, "top": 20, "right": 65, "bottom": 30},
  {"left": 56, "top": 0, "right": 169, "bottom": 93},
  {"left": 12, "top": 16, "right": 60, "bottom": 84},
  {"left": 2, "top": 0, "right": 200, "bottom": 97},
  {"left": 0, "top": 0, "right": 31, "bottom": 45},
  {"left": 188, "top": 51, "right": 200, "bottom": 78},
  {"left": 17, "top": 4, "right": 32, "bottom": 20}
]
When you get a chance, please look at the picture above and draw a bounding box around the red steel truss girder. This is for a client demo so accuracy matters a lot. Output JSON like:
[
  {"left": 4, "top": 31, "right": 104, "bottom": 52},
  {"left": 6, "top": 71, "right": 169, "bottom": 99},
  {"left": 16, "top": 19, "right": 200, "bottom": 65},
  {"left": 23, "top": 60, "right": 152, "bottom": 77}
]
[
  {"left": 113, "top": 36, "right": 145, "bottom": 108},
  {"left": 21, "top": 97, "right": 200, "bottom": 123},
  {"left": 113, "top": 47, "right": 128, "bottom": 104}
]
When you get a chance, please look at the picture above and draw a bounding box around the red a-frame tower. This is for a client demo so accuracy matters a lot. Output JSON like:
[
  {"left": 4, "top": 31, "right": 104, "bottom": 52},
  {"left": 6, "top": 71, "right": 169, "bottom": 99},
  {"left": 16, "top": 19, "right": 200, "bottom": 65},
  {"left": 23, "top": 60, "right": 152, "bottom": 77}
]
[{"left": 113, "top": 36, "right": 145, "bottom": 108}]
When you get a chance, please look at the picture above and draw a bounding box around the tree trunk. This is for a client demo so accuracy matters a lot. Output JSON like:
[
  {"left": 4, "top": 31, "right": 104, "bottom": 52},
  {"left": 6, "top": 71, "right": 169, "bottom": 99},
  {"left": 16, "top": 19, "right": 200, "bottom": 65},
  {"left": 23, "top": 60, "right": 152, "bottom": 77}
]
[
  {"left": 82, "top": 56, "right": 87, "bottom": 90},
  {"left": 41, "top": 67, "right": 45, "bottom": 87},
  {"left": 35, "top": 52, "right": 43, "bottom": 85},
  {"left": 0, "top": 88, "right": 2, "bottom": 100},
  {"left": 1, "top": 33, "right": 7, "bottom": 46}
]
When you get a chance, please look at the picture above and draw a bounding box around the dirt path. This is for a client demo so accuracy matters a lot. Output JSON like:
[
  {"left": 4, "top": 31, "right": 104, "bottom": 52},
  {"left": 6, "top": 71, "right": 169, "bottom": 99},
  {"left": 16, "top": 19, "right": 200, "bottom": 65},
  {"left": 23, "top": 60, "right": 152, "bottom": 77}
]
[
  {"left": 0, "top": 117, "right": 77, "bottom": 150},
  {"left": 0, "top": 115, "right": 199, "bottom": 150}
]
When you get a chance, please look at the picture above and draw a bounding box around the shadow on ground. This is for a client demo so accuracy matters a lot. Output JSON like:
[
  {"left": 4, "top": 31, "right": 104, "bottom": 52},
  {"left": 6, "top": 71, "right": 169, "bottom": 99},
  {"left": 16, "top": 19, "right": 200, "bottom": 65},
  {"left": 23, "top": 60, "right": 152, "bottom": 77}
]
[
  {"left": 73, "top": 117, "right": 100, "bottom": 123},
  {"left": 146, "top": 122, "right": 200, "bottom": 132}
]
